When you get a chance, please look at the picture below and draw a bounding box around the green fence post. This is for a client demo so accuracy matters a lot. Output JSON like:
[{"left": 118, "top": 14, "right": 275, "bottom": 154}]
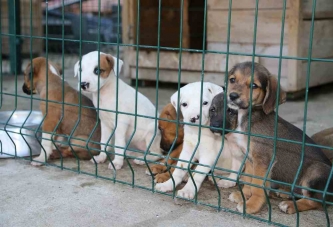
[{"left": 7, "top": 0, "right": 21, "bottom": 75}]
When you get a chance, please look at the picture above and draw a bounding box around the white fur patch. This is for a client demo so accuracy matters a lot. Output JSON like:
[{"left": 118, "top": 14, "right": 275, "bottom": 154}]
[
  {"left": 49, "top": 64, "right": 60, "bottom": 76},
  {"left": 278, "top": 201, "right": 289, "bottom": 213}
]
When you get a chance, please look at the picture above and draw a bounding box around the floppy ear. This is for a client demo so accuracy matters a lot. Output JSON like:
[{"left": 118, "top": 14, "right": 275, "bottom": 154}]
[
  {"left": 112, "top": 56, "right": 123, "bottom": 77},
  {"left": 170, "top": 91, "right": 184, "bottom": 121},
  {"left": 54, "top": 63, "right": 63, "bottom": 76},
  {"left": 74, "top": 61, "right": 80, "bottom": 78},
  {"left": 25, "top": 63, "right": 34, "bottom": 80},
  {"left": 263, "top": 75, "right": 287, "bottom": 114},
  {"left": 207, "top": 82, "right": 224, "bottom": 97}
]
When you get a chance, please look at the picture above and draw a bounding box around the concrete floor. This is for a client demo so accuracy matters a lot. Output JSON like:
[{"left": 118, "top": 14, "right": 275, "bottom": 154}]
[{"left": 1, "top": 69, "right": 333, "bottom": 227}]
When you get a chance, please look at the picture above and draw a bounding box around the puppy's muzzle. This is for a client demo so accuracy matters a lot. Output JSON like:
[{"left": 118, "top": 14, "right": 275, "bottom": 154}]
[
  {"left": 210, "top": 123, "right": 222, "bottom": 134},
  {"left": 22, "top": 84, "right": 33, "bottom": 95},
  {"left": 81, "top": 82, "right": 90, "bottom": 90},
  {"left": 190, "top": 115, "right": 200, "bottom": 123},
  {"left": 229, "top": 92, "right": 239, "bottom": 101}
]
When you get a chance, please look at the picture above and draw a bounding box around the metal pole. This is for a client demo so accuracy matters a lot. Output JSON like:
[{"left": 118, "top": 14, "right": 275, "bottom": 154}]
[{"left": 8, "top": 0, "right": 21, "bottom": 75}]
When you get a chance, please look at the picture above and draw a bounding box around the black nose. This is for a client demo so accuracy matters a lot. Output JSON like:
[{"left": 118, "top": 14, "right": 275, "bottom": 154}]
[
  {"left": 229, "top": 92, "right": 239, "bottom": 101},
  {"left": 190, "top": 115, "right": 200, "bottom": 123},
  {"left": 81, "top": 82, "right": 89, "bottom": 90}
]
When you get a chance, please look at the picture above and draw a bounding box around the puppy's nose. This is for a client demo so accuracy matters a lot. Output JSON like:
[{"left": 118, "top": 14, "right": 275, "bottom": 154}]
[
  {"left": 190, "top": 115, "right": 200, "bottom": 123},
  {"left": 81, "top": 82, "right": 89, "bottom": 90},
  {"left": 229, "top": 92, "right": 239, "bottom": 101}
]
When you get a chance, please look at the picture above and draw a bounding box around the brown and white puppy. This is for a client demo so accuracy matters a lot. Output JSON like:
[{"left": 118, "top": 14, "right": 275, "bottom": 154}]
[
  {"left": 225, "top": 61, "right": 332, "bottom": 214},
  {"left": 146, "top": 103, "right": 184, "bottom": 183},
  {"left": 22, "top": 57, "right": 101, "bottom": 166},
  {"left": 311, "top": 128, "right": 333, "bottom": 162}
]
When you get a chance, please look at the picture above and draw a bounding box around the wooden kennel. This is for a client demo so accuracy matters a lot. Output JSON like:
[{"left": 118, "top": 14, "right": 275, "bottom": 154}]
[{"left": 122, "top": 0, "right": 333, "bottom": 93}]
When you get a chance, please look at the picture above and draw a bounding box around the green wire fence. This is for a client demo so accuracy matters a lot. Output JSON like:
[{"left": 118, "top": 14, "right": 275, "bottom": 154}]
[{"left": 1, "top": 0, "right": 333, "bottom": 226}]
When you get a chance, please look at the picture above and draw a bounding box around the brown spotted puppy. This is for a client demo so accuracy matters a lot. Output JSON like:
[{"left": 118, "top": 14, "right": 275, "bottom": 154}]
[
  {"left": 226, "top": 61, "right": 332, "bottom": 214},
  {"left": 146, "top": 103, "right": 184, "bottom": 183},
  {"left": 311, "top": 128, "right": 333, "bottom": 162},
  {"left": 22, "top": 57, "right": 101, "bottom": 166}
]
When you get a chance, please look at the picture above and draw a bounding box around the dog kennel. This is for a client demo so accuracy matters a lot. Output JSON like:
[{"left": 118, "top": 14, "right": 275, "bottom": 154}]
[{"left": 122, "top": 0, "right": 333, "bottom": 95}]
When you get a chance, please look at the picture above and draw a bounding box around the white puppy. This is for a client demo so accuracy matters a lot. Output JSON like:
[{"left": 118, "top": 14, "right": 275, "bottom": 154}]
[
  {"left": 74, "top": 51, "right": 162, "bottom": 170},
  {"left": 155, "top": 82, "right": 241, "bottom": 199}
]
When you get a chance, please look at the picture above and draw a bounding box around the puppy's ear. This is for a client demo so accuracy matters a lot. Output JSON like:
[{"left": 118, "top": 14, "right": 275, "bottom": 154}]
[
  {"left": 263, "top": 75, "right": 287, "bottom": 114},
  {"left": 74, "top": 61, "right": 80, "bottom": 78},
  {"left": 107, "top": 55, "right": 123, "bottom": 77},
  {"left": 25, "top": 62, "right": 34, "bottom": 80},
  {"left": 207, "top": 83, "right": 224, "bottom": 96},
  {"left": 170, "top": 92, "right": 184, "bottom": 121},
  {"left": 54, "top": 63, "right": 63, "bottom": 76}
]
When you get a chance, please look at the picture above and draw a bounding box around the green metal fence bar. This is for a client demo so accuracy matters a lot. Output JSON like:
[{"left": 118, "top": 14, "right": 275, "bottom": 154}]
[
  {"left": 211, "top": 0, "right": 233, "bottom": 211},
  {"left": 7, "top": 0, "right": 21, "bottom": 75},
  {"left": 292, "top": 0, "right": 316, "bottom": 226},
  {"left": 144, "top": 0, "right": 162, "bottom": 186},
  {"left": 264, "top": 0, "right": 288, "bottom": 223},
  {"left": 4, "top": 0, "right": 20, "bottom": 159}
]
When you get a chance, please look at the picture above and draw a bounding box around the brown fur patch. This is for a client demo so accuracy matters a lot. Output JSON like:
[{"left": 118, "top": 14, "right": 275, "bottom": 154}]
[{"left": 99, "top": 54, "right": 114, "bottom": 78}]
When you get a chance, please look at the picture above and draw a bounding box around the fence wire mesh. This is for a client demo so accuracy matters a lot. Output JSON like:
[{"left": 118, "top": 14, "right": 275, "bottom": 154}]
[{"left": 1, "top": 0, "right": 333, "bottom": 226}]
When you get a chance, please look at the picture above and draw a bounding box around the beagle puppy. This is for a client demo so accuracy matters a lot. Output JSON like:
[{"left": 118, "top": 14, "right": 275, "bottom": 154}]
[{"left": 224, "top": 62, "right": 332, "bottom": 214}]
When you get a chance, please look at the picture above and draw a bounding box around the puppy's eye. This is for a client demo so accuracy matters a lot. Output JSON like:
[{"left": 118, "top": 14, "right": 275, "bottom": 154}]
[
  {"left": 158, "top": 126, "right": 163, "bottom": 132},
  {"left": 229, "top": 78, "right": 235, "bottom": 83},
  {"left": 181, "top": 103, "right": 187, "bottom": 107},
  {"left": 94, "top": 67, "right": 105, "bottom": 75},
  {"left": 251, "top": 83, "right": 259, "bottom": 89},
  {"left": 210, "top": 106, "right": 216, "bottom": 112},
  {"left": 203, "top": 101, "right": 208, "bottom": 105}
]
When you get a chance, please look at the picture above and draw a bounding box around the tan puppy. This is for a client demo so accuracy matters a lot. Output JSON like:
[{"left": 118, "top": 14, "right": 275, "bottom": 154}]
[
  {"left": 311, "top": 128, "right": 333, "bottom": 162},
  {"left": 22, "top": 57, "right": 101, "bottom": 165},
  {"left": 225, "top": 62, "right": 332, "bottom": 214},
  {"left": 147, "top": 103, "right": 184, "bottom": 183}
]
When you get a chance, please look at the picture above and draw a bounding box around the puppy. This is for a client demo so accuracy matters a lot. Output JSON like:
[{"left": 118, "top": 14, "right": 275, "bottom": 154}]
[
  {"left": 147, "top": 103, "right": 184, "bottom": 183},
  {"left": 209, "top": 92, "right": 243, "bottom": 185},
  {"left": 155, "top": 82, "right": 240, "bottom": 199},
  {"left": 225, "top": 61, "right": 332, "bottom": 214},
  {"left": 22, "top": 57, "right": 100, "bottom": 165},
  {"left": 75, "top": 51, "right": 163, "bottom": 170},
  {"left": 311, "top": 128, "right": 333, "bottom": 162}
]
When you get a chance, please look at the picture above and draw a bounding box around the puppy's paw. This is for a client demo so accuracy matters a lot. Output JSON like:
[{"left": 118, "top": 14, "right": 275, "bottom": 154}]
[
  {"left": 133, "top": 159, "right": 146, "bottom": 165},
  {"left": 236, "top": 201, "right": 245, "bottom": 212},
  {"left": 155, "top": 181, "right": 173, "bottom": 192},
  {"left": 217, "top": 179, "right": 236, "bottom": 188},
  {"left": 229, "top": 192, "right": 243, "bottom": 203},
  {"left": 177, "top": 188, "right": 195, "bottom": 200},
  {"left": 150, "top": 164, "right": 167, "bottom": 175},
  {"left": 108, "top": 160, "right": 123, "bottom": 170},
  {"left": 31, "top": 156, "right": 47, "bottom": 166},
  {"left": 278, "top": 201, "right": 295, "bottom": 214},
  {"left": 154, "top": 172, "right": 171, "bottom": 183},
  {"left": 145, "top": 169, "right": 152, "bottom": 176},
  {"left": 236, "top": 200, "right": 263, "bottom": 214},
  {"left": 90, "top": 155, "right": 106, "bottom": 164}
]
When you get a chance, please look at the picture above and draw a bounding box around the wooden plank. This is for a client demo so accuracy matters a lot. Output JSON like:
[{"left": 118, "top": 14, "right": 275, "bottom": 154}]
[
  {"left": 302, "top": 20, "right": 333, "bottom": 58},
  {"left": 129, "top": 67, "right": 289, "bottom": 91},
  {"left": 296, "top": 61, "right": 333, "bottom": 92},
  {"left": 207, "top": 42, "right": 289, "bottom": 78},
  {"left": 208, "top": 0, "right": 289, "bottom": 10},
  {"left": 207, "top": 9, "right": 289, "bottom": 44},
  {"left": 303, "top": 0, "right": 333, "bottom": 19},
  {"left": 287, "top": 0, "right": 302, "bottom": 92},
  {"left": 128, "top": 51, "right": 258, "bottom": 72}
]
